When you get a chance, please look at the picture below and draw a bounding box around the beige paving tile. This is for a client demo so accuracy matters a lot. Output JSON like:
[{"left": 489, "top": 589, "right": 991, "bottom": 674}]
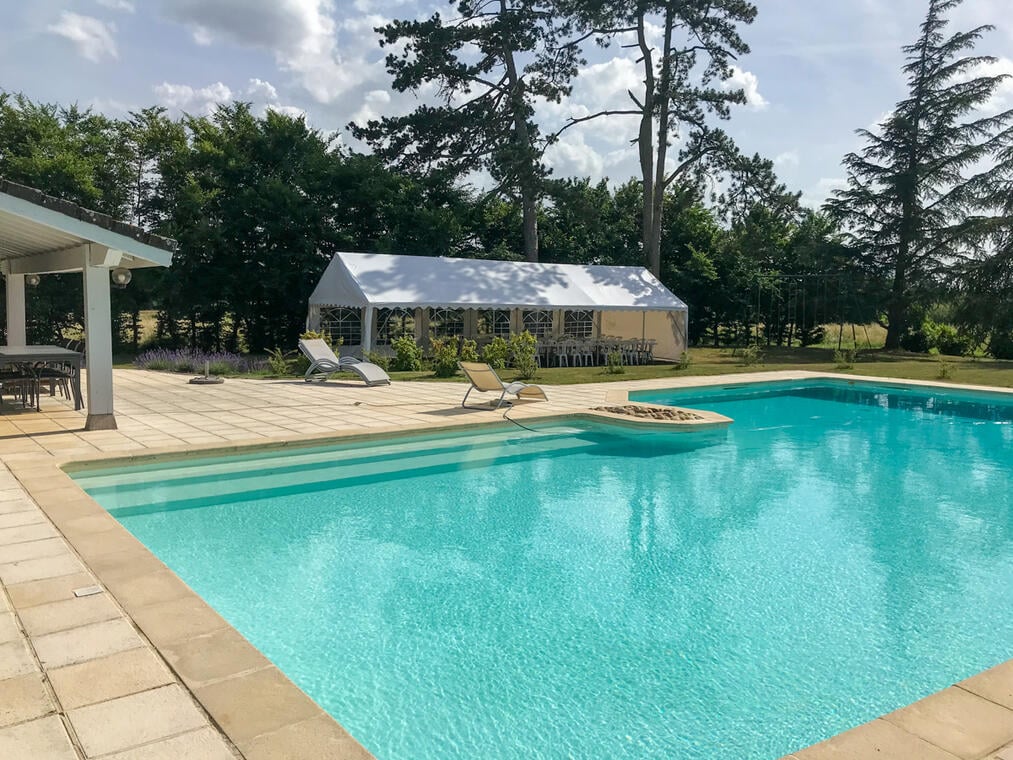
[
  {"left": 0, "top": 714, "right": 78, "bottom": 759},
  {"left": 104, "top": 568, "right": 192, "bottom": 608},
  {"left": 0, "top": 552, "right": 85, "bottom": 585},
  {"left": 69, "top": 683, "right": 207, "bottom": 757},
  {"left": 0, "top": 499, "right": 34, "bottom": 516},
  {"left": 102, "top": 726, "right": 238, "bottom": 760},
  {"left": 788, "top": 718, "right": 961, "bottom": 759},
  {"left": 883, "top": 686, "right": 1013, "bottom": 760},
  {"left": 195, "top": 667, "right": 322, "bottom": 746},
  {"left": 33, "top": 618, "right": 145, "bottom": 669},
  {"left": 49, "top": 645, "right": 175, "bottom": 710},
  {"left": 992, "top": 740, "right": 1013, "bottom": 760},
  {"left": 0, "top": 522, "right": 58, "bottom": 546},
  {"left": 0, "top": 611, "right": 20, "bottom": 645},
  {"left": 0, "top": 639, "right": 36, "bottom": 680},
  {"left": 83, "top": 547, "right": 166, "bottom": 585},
  {"left": 0, "top": 510, "right": 45, "bottom": 529},
  {"left": 6, "top": 572, "right": 97, "bottom": 610},
  {"left": 240, "top": 713, "right": 372, "bottom": 760},
  {"left": 65, "top": 528, "right": 140, "bottom": 560},
  {"left": 0, "top": 536, "right": 72, "bottom": 564},
  {"left": 129, "top": 594, "right": 230, "bottom": 647},
  {"left": 19, "top": 592, "right": 121, "bottom": 637},
  {"left": 160, "top": 625, "right": 271, "bottom": 689},
  {"left": 960, "top": 659, "right": 1013, "bottom": 711},
  {"left": 0, "top": 672, "right": 55, "bottom": 728}
]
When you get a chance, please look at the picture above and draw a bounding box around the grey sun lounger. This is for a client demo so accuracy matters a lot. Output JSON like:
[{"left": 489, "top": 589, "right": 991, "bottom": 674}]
[
  {"left": 459, "top": 361, "right": 547, "bottom": 408},
  {"left": 298, "top": 339, "right": 391, "bottom": 386}
]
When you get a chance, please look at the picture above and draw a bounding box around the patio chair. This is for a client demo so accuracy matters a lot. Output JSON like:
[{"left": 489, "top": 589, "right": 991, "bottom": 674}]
[
  {"left": 459, "top": 361, "right": 547, "bottom": 409},
  {"left": 298, "top": 339, "right": 391, "bottom": 387}
]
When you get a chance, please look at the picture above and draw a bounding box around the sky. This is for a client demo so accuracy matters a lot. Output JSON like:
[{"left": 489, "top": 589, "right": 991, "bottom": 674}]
[{"left": 1, "top": 0, "right": 1011, "bottom": 208}]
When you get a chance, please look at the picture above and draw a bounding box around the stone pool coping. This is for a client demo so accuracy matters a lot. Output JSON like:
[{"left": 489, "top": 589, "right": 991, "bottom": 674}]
[{"left": 7, "top": 370, "right": 1013, "bottom": 759}]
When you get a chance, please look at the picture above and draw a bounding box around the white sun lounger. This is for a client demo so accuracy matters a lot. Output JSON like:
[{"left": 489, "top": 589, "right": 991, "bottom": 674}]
[
  {"left": 459, "top": 361, "right": 547, "bottom": 408},
  {"left": 298, "top": 339, "right": 391, "bottom": 387}
]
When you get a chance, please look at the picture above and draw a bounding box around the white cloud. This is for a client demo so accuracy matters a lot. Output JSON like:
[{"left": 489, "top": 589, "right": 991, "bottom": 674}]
[
  {"left": 159, "top": 0, "right": 379, "bottom": 103},
  {"left": 775, "top": 150, "right": 800, "bottom": 168},
  {"left": 964, "top": 56, "right": 1013, "bottom": 114},
  {"left": 153, "top": 81, "right": 233, "bottom": 113},
  {"left": 96, "top": 0, "right": 135, "bottom": 11},
  {"left": 802, "top": 177, "right": 848, "bottom": 208},
  {"left": 246, "top": 78, "right": 279, "bottom": 102},
  {"left": 350, "top": 89, "right": 392, "bottom": 127},
  {"left": 191, "top": 26, "right": 213, "bottom": 46},
  {"left": 47, "top": 12, "right": 118, "bottom": 63},
  {"left": 267, "top": 104, "right": 307, "bottom": 119},
  {"left": 724, "top": 66, "right": 768, "bottom": 110},
  {"left": 544, "top": 132, "right": 604, "bottom": 180}
]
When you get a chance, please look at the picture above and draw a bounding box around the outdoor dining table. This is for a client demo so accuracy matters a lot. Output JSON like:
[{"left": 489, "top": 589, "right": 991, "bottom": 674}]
[{"left": 0, "top": 345, "right": 84, "bottom": 410}]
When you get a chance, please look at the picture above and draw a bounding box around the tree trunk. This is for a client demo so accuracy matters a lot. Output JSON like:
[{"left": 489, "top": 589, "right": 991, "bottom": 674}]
[
  {"left": 885, "top": 264, "right": 907, "bottom": 349},
  {"left": 635, "top": 13, "right": 658, "bottom": 275},
  {"left": 648, "top": 9, "right": 675, "bottom": 279},
  {"left": 520, "top": 193, "right": 538, "bottom": 263},
  {"left": 501, "top": 1, "right": 539, "bottom": 262}
]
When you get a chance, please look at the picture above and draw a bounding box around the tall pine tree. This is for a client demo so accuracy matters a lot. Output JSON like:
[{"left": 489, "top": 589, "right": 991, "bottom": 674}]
[
  {"left": 352, "top": 0, "right": 581, "bottom": 262},
  {"left": 828, "top": 0, "right": 1013, "bottom": 349}
]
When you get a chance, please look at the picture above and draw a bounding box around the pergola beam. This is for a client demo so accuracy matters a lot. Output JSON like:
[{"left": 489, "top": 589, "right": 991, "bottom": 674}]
[{"left": 4, "top": 244, "right": 123, "bottom": 275}]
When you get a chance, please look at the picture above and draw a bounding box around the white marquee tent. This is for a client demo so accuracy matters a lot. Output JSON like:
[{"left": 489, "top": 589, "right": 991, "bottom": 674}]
[{"left": 307, "top": 252, "right": 689, "bottom": 360}]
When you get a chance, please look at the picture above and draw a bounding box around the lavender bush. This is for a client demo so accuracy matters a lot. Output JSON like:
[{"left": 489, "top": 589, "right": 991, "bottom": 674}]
[{"left": 134, "top": 349, "right": 253, "bottom": 375}]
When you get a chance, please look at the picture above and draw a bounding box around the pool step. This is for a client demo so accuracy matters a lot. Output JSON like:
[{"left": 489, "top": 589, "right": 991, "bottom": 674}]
[{"left": 83, "top": 431, "right": 601, "bottom": 514}]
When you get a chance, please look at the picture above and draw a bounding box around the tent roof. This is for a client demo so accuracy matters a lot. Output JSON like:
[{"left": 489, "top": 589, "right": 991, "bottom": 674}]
[
  {"left": 309, "top": 252, "right": 688, "bottom": 312},
  {"left": 0, "top": 179, "right": 176, "bottom": 274}
]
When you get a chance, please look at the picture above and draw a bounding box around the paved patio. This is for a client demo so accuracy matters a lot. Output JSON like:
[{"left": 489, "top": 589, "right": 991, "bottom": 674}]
[{"left": 0, "top": 368, "right": 1011, "bottom": 759}]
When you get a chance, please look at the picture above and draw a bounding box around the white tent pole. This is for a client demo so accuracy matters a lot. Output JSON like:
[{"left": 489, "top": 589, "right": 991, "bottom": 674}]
[
  {"left": 361, "top": 307, "right": 374, "bottom": 356},
  {"left": 5, "top": 274, "right": 26, "bottom": 345},
  {"left": 83, "top": 255, "right": 117, "bottom": 430}
]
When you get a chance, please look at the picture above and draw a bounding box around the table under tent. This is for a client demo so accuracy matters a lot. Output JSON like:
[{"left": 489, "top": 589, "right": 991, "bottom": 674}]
[{"left": 306, "top": 253, "right": 689, "bottom": 364}]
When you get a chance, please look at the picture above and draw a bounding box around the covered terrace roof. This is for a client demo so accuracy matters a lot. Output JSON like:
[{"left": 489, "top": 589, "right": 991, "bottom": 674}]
[{"left": 0, "top": 179, "right": 176, "bottom": 274}]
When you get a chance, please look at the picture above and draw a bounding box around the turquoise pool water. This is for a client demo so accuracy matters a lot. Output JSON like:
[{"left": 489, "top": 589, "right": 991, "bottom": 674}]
[{"left": 73, "top": 379, "right": 1013, "bottom": 759}]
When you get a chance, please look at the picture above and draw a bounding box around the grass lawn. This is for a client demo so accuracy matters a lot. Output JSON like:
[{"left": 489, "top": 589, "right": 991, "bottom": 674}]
[
  {"left": 387, "top": 346, "right": 1013, "bottom": 388},
  {"left": 117, "top": 342, "right": 1013, "bottom": 390}
]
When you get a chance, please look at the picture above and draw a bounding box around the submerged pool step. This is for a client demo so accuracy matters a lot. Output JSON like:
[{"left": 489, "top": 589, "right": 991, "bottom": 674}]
[
  {"left": 88, "top": 432, "right": 601, "bottom": 513},
  {"left": 75, "top": 427, "right": 589, "bottom": 493}
]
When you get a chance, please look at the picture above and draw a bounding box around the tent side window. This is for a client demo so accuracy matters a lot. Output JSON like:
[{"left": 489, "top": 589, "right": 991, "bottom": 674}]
[{"left": 320, "top": 307, "right": 362, "bottom": 347}]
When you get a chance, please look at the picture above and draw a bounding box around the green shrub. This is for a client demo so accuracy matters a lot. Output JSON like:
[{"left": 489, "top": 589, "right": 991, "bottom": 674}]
[
  {"left": 391, "top": 334, "right": 423, "bottom": 371},
  {"left": 833, "top": 348, "right": 856, "bottom": 369},
  {"left": 365, "top": 351, "right": 391, "bottom": 371},
  {"left": 676, "top": 351, "right": 692, "bottom": 371},
  {"left": 936, "top": 359, "right": 954, "bottom": 380},
  {"left": 740, "top": 344, "right": 764, "bottom": 367},
  {"left": 922, "top": 320, "right": 974, "bottom": 356},
  {"left": 509, "top": 331, "right": 539, "bottom": 380},
  {"left": 605, "top": 350, "right": 626, "bottom": 374},
  {"left": 903, "top": 320, "right": 974, "bottom": 356},
  {"left": 482, "top": 336, "right": 510, "bottom": 370},
  {"left": 266, "top": 348, "right": 293, "bottom": 375},
  {"left": 459, "top": 338, "right": 479, "bottom": 364},
  {"left": 430, "top": 336, "right": 461, "bottom": 378}
]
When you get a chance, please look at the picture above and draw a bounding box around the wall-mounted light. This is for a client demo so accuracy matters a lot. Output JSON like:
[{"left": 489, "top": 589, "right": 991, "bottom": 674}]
[
  {"left": 25, "top": 274, "right": 41, "bottom": 287},
  {"left": 110, "top": 267, "right": 132, "bottom": 289}
]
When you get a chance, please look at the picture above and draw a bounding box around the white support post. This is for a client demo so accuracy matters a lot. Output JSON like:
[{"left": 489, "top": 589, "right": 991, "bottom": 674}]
[
  {"left": 82, "top": 262, "right": 117, "bottom": 430},
  {"left": 5, "top": 274, "right": 26, "bottom": 346},
  {"left": 361, "top": 307, "right": 374, "bottom": 356}
]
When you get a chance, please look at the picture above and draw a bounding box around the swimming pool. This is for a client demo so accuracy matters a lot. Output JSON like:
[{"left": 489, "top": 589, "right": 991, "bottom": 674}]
[{"left": 72, "top": 379, "right": 1013, "bottom": 759}]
